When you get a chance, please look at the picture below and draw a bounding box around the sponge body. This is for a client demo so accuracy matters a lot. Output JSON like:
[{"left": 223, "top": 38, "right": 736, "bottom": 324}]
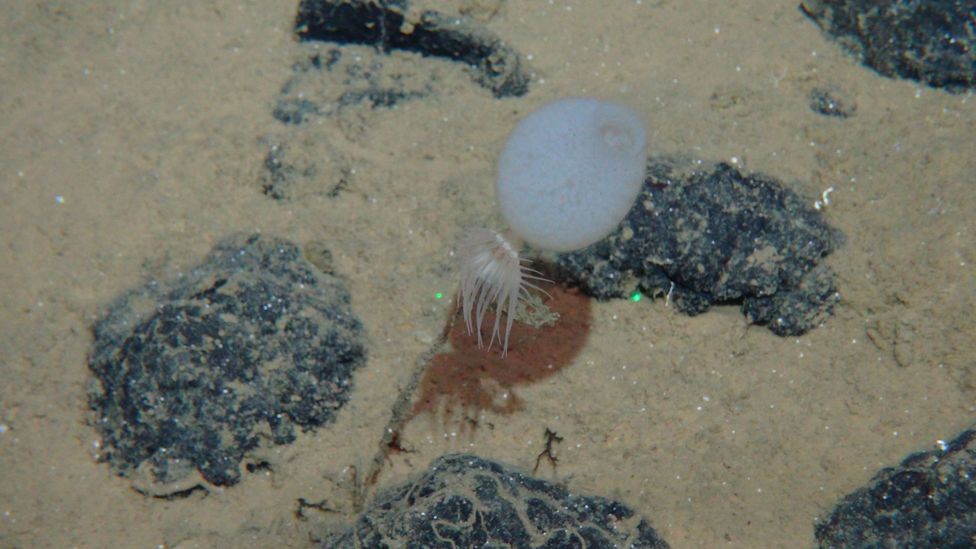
[{"left": 497, "top": 98, "right": 647, "bottom": 252}]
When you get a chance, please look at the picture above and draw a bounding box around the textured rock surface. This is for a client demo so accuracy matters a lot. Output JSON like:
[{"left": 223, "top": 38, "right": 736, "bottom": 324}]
[
  {"left": 322, "top": 453, "right": 671, "bottom": 548},
  {"left": 815, "top": 426, "right": 976, "bottom": 547},
  {"left": 88, "top": 233, "right": 366, "bottom": 494},
  {"left": 557, "top": 157, "right": 841, "bottom": 336},
  {"left": 801, "top": 0, "right": 976, "bottom": 92}
]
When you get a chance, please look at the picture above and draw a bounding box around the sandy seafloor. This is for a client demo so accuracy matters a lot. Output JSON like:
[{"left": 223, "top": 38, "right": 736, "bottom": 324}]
[{"left": 1, "top": 1, "right": 974, "bottom": 547}]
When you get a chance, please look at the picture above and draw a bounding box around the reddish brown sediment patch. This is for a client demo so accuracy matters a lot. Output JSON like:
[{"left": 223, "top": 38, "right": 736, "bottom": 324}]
[{"left": 409, "top": 283, "right": 592, "bottom": 426}]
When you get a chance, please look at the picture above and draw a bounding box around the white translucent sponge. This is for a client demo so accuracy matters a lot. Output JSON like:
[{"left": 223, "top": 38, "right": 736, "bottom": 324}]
[{"left": 496, "top": 97, "right": 648, "bottom": 252}]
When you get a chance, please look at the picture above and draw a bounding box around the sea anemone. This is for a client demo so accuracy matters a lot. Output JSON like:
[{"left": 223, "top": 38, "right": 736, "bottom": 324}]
[
  {"left": 457, "top": 227, "right": 547, "bottom": 356},
  {"left": 457, "top": 97, "right": 648, "bottom": 358}
]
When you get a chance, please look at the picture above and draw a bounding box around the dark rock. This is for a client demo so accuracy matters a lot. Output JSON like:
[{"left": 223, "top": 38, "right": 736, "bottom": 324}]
[
  {"left": 272, "top": 47, "right": 434, "bottom": 127},
  {"left": 815, "top": 427, "right": 976, "bottom": 548},
  {"left": 88, "top": 234, "right": 367, "bottom": 495},
  {"left": 801, "top": 0, "right": 976, "bottom": 92},
  {"left": 260, "top": 136, "right": 353, "bottom": 201},
  {"left": 272, "top": 97, "right": 320, "bottom": 125},
  {"left": 262, "top": 142, "right": 315, "bottom": 200},
  {"left": 556, "top": 157, "right": 842, "bottom": 336},
  {"left": 321, "top": 453, "right": 671, "bottom": 548},
  {"left": 295, "top": 0, "right": 532, "bottom": 98},
  {"left": 266, "top": 1, "right": 533, "bottom": 200},
  {"left": 809, "top": 85, "right": 857, "bottom": 118}
]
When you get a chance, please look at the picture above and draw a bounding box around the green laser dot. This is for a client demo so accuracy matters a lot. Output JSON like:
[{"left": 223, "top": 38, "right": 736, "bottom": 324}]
[
  {"left": 630, "top": 292, "right": 642, "bottom": 302},
  {"left": 435, "top": 292, "right": 444, "bottom": 300}
]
